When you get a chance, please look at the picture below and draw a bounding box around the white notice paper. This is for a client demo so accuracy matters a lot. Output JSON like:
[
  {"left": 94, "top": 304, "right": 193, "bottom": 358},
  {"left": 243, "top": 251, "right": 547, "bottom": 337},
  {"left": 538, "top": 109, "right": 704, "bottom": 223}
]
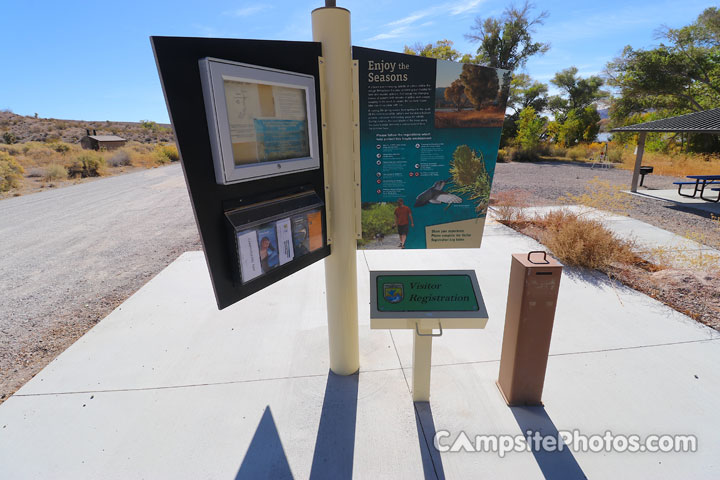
[
  {"left": 276, "top": 218, "right": 294, "bottom": 265},
  {"left": 224, "top": 80, "right": 263, "bottom": 143},
  {"left": 272, "top": 86, "right": 307, "bottom": 121},
  {"left": 237, "top": 230, "right": 263, "bottom": 283}
]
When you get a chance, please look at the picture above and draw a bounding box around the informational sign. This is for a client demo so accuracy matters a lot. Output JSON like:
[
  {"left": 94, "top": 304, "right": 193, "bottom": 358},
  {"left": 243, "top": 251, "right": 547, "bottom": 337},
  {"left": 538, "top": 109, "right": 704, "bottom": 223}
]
[
  {"left": 369, "top": 270, "right": 488, "bottom": 330},
  {"left": 354, "top": 47, "right": 510, "bottom": 249}
]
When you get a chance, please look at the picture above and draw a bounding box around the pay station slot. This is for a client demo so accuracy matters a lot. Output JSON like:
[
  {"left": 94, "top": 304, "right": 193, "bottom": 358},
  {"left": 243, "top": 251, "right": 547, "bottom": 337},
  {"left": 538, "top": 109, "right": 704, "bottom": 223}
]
[{"left": 225, "top": 191, "right": 326, "bottom": 285}]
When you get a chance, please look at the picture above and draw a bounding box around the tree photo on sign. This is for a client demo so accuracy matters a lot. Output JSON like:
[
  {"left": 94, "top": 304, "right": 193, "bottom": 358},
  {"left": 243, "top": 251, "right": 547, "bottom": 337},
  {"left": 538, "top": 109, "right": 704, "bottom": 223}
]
[{"left": 448, "top": 145, "right": 492, "bottom": 215}]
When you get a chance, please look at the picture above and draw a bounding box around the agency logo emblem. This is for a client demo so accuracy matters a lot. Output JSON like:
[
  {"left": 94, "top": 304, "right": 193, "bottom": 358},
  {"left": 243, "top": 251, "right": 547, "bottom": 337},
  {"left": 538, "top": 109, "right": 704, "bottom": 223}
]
[{"left": 383, "top": 283, "right": 404, "bottom": 303}]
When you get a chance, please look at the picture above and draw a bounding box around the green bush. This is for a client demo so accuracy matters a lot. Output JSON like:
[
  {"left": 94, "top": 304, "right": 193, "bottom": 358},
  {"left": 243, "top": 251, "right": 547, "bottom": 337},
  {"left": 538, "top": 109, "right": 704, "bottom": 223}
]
[
  {"left": 360, "top": 203, "right": 396, "bottom": 244},
  {"left": 3, "top": 131, "right": 17, "bottom": 144},
  {"left": 54, "top": 143, "right": 71, "bottom": 154},
  {"left": 43, "top": 164, "right": 67, "bottom": 181},
  {"left": 0, "top": 151, "right": 24, "bottom": 191},
  {"left": 68, "top": 153, "right": 104, "bottom": 178}
]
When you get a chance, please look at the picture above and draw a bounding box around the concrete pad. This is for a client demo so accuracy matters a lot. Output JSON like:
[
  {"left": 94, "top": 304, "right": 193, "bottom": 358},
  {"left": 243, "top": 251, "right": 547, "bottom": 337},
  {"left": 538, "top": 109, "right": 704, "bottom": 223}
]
[
  {"left": 423, "top": 339, "right": 720, "bottom": 479},
  {"left": 627, "top": 189, "right": 720, "bottom": 216},
  {"left": 2, "top": 218, "right": 720, "bottom": 478},
  {"left": 0, "top": 369, "right": 425, "bottom": 479},
  {"left": 18, "top": 251, "right": 399, "bottom": 395}
]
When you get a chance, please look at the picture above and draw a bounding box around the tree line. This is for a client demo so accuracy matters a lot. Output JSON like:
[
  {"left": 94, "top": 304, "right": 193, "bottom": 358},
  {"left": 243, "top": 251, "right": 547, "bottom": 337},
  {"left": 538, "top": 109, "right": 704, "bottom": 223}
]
[{"left": 405, "top": 2, "right": 720, "bottom": 155}]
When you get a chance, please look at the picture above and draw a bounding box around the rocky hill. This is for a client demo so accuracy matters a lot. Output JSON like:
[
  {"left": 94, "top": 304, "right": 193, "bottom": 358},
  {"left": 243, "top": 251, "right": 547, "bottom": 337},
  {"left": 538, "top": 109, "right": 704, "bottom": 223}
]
[{"left": 0, "top": 110, "right": 175, "bottom": 145}]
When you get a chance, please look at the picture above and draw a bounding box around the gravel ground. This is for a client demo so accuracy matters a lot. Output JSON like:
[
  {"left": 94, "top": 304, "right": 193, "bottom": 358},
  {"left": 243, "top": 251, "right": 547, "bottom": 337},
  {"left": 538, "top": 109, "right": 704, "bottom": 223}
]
[
  {"left": 491, "top": 161, "right": 720, "bottom": 250},
  {"left": 491, "top": 160, "right": 720, "bottom": 327},
  {"left": 0, "top": 164, "right": 200, "bottom": 402}
]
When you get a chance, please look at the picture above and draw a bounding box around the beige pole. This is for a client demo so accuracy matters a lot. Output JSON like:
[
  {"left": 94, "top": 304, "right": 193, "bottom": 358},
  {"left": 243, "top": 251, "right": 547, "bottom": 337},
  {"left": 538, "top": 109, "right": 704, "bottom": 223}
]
[{"left": 312, "top": 6, "right": 360, "bottom": 375}]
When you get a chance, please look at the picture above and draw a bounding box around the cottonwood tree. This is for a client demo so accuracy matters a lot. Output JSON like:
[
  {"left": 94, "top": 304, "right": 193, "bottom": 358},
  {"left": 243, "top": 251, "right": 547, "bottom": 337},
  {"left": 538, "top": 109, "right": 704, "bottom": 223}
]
[
  {"left": 605, "top": 7, "right": 720, "bottom": 151},
  {"left": 465, "top": 0, "right": 549, "bottom": 71},
  {"left": 546, "top": 67, "right": 607, "bottom": 146}
]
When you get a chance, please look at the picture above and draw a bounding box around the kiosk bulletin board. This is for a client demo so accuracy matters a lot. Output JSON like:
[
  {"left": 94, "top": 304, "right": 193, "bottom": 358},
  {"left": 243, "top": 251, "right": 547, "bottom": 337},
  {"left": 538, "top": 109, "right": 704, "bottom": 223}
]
[{"left": 152, "top": 37, "right": 330, "bottom": 309}]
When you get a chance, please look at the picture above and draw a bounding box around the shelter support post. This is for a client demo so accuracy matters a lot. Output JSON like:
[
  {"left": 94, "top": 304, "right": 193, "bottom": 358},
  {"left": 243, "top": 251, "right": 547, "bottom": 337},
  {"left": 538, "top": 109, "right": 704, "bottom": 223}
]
[
  {"left": 312, "top": 6, "right": 360, "bottom": 375},
  {"left": 630, "top": 132, "right": 647, "bottom": 192}
]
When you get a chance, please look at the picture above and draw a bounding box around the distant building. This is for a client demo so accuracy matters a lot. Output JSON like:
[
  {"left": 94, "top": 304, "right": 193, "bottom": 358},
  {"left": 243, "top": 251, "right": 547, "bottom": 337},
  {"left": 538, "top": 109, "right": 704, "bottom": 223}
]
[{"left": 80, "top": 129, "right": 126, "bottom": 150}]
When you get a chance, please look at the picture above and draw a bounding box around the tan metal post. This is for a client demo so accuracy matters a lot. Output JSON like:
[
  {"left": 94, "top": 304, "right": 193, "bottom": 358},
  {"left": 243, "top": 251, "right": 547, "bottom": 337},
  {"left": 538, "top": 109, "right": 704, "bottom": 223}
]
[
  {"left": 630, "top": 131, "right": 647, "bottom": 192},
  {"left": 497, "top": 252, "right": 562, "bottom": 406},
  {"left": 412, "top": 325, "right": 434, "bottom": 402},
  {"left": 312, "top": 6, "right": 360, "bottom": 375}
]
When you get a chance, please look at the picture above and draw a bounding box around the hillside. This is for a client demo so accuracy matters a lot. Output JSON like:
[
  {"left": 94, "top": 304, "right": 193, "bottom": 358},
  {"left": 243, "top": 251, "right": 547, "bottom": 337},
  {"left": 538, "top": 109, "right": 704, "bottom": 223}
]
[{"left": 0, "top": 110, "right": 175, "bottom": 144}]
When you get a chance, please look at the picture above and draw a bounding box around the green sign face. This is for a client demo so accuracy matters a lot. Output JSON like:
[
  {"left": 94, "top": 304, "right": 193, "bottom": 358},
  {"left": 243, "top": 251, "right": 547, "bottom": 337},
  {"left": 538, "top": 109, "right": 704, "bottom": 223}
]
[{"left": 376, "top": 274, "right": 479, "bottom": 312}]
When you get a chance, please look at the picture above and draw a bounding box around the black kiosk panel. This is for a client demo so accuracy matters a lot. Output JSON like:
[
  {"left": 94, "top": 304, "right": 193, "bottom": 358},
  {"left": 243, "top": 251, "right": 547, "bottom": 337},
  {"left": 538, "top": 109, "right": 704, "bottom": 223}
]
[{"left": 152, "top": 37, "right": 330, "bottom": 309}]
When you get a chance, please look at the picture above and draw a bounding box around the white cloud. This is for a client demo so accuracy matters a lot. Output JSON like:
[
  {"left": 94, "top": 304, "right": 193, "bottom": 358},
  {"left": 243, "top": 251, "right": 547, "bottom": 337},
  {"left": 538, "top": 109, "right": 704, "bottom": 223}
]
[
  {"left": 366, "top": 0, "right": 485, "bottom": 42},
  {"left": 223, "top": 5, "right": 271, "bottom": 17},
  {"left": 450, "top": 0, "right": 484, "bottom": 16}
]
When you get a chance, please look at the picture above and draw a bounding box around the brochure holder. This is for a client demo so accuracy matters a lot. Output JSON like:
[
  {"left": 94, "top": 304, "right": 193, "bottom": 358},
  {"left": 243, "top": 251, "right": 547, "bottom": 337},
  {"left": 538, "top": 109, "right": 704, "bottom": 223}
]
[{"left": 225, "top": 191, "right": 326, "bottom": 285}]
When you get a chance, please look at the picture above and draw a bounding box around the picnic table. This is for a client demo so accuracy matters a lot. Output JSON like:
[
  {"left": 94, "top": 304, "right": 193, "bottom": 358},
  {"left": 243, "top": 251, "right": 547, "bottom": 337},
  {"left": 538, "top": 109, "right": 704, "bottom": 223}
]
[{"left": 673, "top": 175, "right": 720, "bottom": 202}]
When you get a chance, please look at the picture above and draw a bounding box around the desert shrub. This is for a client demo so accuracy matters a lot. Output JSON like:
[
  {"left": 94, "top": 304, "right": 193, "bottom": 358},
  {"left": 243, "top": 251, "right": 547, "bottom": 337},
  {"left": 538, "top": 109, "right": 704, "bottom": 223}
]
[
  {"left": 43, "top": 164, "right": 67, "bottom": 181},
  {"left": 496, "top": 148, "right": 509, "bottom": 163},
  {"left": 3, "top": 131, "right": 17, "bottom": 144},
  {"left": 108, "top": 150, "right": 132, "bottom": 167},
  {"left": 158, "top": 144, "right": 179, "bottom": 162},
  {"left": 509, "top": 147, "right": 540, "bottom": 162},
  {"left": 53, "top": 143, "right": 71, "bottom": 154},
  {"left": 0, "top": 151, "right": 24, "bottom": 191},
  {"left": 360, "top": 203, "right": 396, "bottom": 245},
  {"left": 536, "top": 210, "right": 636, "bottom": 269},
  {"left": 27, "top": 167, "right": 44, "bottom": 177},
  {"left": 68, "top": 153, "right": 104, "bottom": 178},
  {"left": 565, "top": 145, "right": 587, "bottom": 161},
  {"left": 548, "top": 144, "right": 567, "bottom": 157},
  {"left": 153, "top": 148, "right": 171, "bottom": 165},
  {"left": 489, "top": 189, "right": 530, "bottom": 224},
  {"left": 0, "top": 144, "right": 20, "bottom": 156}
]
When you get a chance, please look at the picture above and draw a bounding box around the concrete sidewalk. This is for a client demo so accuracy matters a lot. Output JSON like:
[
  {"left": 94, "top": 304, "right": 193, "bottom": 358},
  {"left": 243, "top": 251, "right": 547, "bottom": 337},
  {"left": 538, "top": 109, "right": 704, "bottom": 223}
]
[
  {"left": 1, "top": 221, "right": 719, "bottom": 479},
  {"left": 492, "top": 204, "right": 720, "bottom": 259}
]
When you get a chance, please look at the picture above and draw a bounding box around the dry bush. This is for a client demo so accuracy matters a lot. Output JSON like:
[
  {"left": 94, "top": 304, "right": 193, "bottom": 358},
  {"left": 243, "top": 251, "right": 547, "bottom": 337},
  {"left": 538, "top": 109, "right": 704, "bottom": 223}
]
[
  {"left": 560, "top": 177, "right": 631, "bottom": 215},
  {"left": 43, "top": 164, "right": 67, "bottom": 181},
  {"left": 107, "top": 149, "right": 132, "bottom": 167},
  {"left": 0, "top": 151, "right": 24, "bottom": 191},
  {"left": 490, "top": 189, "right": 531, "bottom": 224},
  {"left": 68, "top": 153, "right": 105, "bottom": 178},
  {"left": 535, "top": 210, "right": 637, "bottom": 269}
]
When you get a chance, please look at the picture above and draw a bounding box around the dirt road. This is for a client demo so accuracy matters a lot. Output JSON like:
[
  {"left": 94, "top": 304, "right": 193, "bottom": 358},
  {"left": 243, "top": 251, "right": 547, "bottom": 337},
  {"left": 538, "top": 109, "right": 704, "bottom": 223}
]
[{"left": 0, "top": 164, "right": 200, "bottom": 401}]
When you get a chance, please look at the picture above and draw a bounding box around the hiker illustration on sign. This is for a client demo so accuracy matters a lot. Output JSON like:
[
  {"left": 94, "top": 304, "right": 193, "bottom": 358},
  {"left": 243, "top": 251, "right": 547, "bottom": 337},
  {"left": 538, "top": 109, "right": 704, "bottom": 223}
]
[{"left": 354, "top": 47, "right": 509, "bottom": 249}]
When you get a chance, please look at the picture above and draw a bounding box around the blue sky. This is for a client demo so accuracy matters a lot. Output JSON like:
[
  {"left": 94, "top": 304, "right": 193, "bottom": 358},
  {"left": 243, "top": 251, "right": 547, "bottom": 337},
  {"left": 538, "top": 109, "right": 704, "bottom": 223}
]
[{"left": 0, "top": 0, "right": 712, "bottom": 123}]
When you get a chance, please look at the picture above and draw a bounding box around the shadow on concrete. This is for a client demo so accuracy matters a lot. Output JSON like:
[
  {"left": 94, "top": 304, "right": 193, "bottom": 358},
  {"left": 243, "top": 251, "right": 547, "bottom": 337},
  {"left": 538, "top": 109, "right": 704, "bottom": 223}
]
[
  {"left": 235, "top": 406, "right": 294, "bottom": 480},
  {"left": 309, "top": 370, "right": 359, "bottom": 480},
  {"left": 511, "top": 406, "right": 587, "bottom": 480},
  {"left": 414, "top": 402, "right": 446, "bottom": 480},
  {"left": 663, "top": 202, "right": 720, "bottom": 218}
]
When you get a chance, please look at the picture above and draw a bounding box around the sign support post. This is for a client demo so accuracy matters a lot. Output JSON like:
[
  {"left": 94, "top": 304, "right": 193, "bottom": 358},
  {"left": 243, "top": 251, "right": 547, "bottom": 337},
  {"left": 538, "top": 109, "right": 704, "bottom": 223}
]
[
  {"left": 412, "top": 324, "right": 441, "bottom": 402},
  {"left": 312, "top": 5, "right": 360, "bottom": 375}
]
